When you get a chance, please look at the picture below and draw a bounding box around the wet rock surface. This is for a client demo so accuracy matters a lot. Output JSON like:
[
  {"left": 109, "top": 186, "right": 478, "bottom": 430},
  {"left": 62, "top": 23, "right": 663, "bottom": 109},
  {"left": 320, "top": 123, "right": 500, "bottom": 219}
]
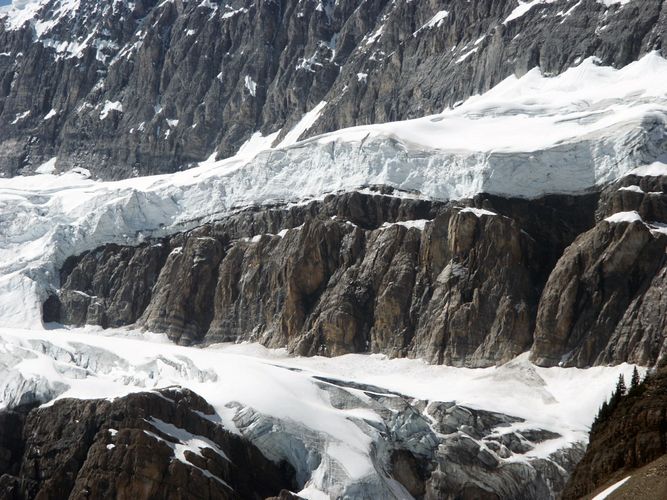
[{"left": 0, "top": 0, "right": 664, "bottom": 178}]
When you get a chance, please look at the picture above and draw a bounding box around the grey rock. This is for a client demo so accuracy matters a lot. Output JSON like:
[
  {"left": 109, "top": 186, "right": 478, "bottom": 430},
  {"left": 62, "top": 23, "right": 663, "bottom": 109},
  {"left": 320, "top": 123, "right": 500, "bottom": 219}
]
[
  {"left": 48, "top": 191, "right": 592, "bottom": 367},
  {"left": 0, "top": 0, "right": 664, "bottom": 179},
  {"left": 0, "top": 388, "right": 297, "bottom": 500}
]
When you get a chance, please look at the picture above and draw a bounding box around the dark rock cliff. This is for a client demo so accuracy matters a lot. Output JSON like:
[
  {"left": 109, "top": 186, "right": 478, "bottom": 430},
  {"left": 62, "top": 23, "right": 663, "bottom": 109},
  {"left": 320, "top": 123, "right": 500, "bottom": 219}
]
[
  {"left": 0, "top": 0, "right": 665, "bottom": 178},
  {"left": 531, "top": 173, "right": 667, "bottom": 367},
  {"left": 44, "top": 189, "right": 604, "bottom": 368},
  {"left": 45, "top": 170, "right": 667, "bottom": 368},
  {"left": 0, "top": 388, "right": 297, "bottom": 500}
]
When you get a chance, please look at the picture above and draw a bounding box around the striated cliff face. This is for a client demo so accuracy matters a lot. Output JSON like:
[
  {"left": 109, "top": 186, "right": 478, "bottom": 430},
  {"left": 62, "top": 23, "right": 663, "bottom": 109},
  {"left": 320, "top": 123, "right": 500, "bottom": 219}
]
[
  {"left": 45, "top": 169, "right": 667, "bottom": 368},
  {"left": 0, "top": 0, "right": 665, "bottom": 178},
  {"left": 531, "top": 173, "right": 667, "bottom": 367}
]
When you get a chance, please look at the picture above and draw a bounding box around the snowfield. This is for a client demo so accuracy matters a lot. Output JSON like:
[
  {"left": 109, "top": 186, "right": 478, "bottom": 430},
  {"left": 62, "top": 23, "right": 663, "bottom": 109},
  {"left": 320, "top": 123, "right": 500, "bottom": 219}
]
[
  {"left": 0, "top": 326, "right": 638, "bottom": 499},
  {"left": 0, "top": 52, "right": 665, "bottom": 329}
]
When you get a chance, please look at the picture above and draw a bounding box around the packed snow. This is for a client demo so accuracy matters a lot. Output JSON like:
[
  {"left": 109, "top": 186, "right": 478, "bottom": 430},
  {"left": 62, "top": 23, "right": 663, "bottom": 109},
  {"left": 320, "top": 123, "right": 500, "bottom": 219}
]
[
  {"left": 605, "top": 210, "right": 643, "bottom": 224},
  {"left": 0, "top": 326, "right": 640, "bottom": 499},
  {"left": 504, "top": 0, "right": 634, "bottom": 24}
]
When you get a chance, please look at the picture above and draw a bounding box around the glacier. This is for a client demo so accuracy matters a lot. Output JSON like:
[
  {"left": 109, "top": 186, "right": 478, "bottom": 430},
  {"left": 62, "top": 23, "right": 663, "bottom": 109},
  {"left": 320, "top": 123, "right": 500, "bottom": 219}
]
[{"left": 0, "top": 326, "right": 638, "bottom": 499}]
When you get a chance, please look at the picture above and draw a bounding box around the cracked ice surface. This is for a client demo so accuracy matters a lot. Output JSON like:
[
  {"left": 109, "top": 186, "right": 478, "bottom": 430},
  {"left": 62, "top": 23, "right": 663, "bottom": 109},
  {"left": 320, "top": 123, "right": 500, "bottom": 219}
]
[{"left": 0, "top": 326, "right": 640, "bottom": 499}]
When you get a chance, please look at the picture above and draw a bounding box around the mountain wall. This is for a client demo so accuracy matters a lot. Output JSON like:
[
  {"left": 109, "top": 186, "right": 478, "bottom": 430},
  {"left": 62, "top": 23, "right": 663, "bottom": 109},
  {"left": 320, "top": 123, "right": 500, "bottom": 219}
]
[
  {"left": 0, "top": 388, "right": 298, "bottom": 499},
  {"left": 44, "top": 168, "right": 667, "bottom": 368},
  {"left": 0, "top": 0, "right": 664, "bottom": 178}
]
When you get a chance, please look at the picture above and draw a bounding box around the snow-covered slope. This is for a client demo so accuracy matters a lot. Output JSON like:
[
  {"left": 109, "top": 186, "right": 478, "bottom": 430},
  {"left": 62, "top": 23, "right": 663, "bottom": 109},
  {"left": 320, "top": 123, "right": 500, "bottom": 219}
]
[
  {"left": 0, "top": 52, "right": 665, "bottom": 328},
  {"left": 0, "top": 325, "right": 638, "bottom": 499}
]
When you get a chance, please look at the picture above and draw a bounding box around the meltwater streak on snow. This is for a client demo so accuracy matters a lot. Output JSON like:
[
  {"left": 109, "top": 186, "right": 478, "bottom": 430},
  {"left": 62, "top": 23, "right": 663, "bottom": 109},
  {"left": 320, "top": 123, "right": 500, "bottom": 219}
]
[
  {"left": 0, "top": 53, "right": 666, "bottom": 328},
  {"left": 0, "top": 326, "right": 639, "bottom": 499}
]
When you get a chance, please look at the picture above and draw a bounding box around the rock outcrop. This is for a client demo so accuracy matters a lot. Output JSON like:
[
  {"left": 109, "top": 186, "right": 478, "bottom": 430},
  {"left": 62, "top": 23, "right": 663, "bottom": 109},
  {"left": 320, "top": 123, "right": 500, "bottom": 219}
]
[
  {"left": 562, "top": 369, "right": 667, "bottom": 499},
  {"left": 0, "top": 388, "right": 297, "bottom": 500},
  {"left": 46, "top": 190, "right": 598, "bottom": 367},
  {"left": 45, "top": 173, "right": 667, "bottom": 369},
  {"left": 0, "top": 0, "right": 664, "bottom": 178},
  {"left": 531, "top": 174, "right": 667, "bottom": 367}
]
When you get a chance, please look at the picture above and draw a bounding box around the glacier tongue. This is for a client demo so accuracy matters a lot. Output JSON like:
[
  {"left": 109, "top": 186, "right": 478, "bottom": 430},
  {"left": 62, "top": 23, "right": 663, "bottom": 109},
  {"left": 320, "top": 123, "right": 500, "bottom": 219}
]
[{"left": 0, "top": 326, "right": 639, "bottom": 499}]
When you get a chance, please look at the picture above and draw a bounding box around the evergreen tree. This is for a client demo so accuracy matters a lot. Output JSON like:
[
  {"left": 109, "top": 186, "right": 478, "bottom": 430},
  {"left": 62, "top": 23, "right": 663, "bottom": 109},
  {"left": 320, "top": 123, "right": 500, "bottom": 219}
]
[
  {"left": 630, "top": 367, "right": 641, "bottom": 392},
  {"left": 616, "top": 373, "right": 627, "bottom": 397},
  {"left": 609, "top": 374, "right": 626, "bottom": 411}
]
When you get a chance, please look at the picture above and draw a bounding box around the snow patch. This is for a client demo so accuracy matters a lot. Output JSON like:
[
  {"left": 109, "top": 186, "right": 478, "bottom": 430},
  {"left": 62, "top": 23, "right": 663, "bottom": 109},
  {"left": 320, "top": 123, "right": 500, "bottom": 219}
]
[
  {"left": 99, "top": 100, "right": 123, "bottom": 120},
  {"left": 629, "top": 162, "right": 667, "bottom": 177},
  {"left": 380, "top": 220, "right": 429, "bottom": 230},
  {"left": 604, "top": 211, "right": 643, "bottom": 224},
  {"left": 278, "top": 101, "right": 327, "bottom": 147},
  {"left": 413, "top": 10, "right": 449, "bottom": 36},
  {"left": 35, "top": 157, "right": 57, "bottom": 174},
  {"left": 244, "top": 75, "right": 257, "bottom": 97},
  {"left": 460, "top": 207, "right": 497, "bottom": 217},
  {"left": 591, "top": 476, "right": 631, "bottom": 500}
]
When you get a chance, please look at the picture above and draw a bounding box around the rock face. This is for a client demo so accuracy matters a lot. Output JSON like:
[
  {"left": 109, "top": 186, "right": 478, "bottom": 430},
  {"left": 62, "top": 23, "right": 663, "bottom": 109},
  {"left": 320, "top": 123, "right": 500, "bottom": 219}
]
[
  {"left": 0, "top": 0, "right": 664, "bottom": 178},
  {"left": 46, "top": 172, "right": 667, "bottom": 368},
  {"left": 0, "top": 388, "right": 297, "bottom": 500},
  {"left": 46, "top": 190, "right": 596, "bottom": 367},
  {"left": 531, "top": 174, "right": 667, "bottom": 367},
  {"left": 562, "top": 369, "right": 667, "bottom": 499}
]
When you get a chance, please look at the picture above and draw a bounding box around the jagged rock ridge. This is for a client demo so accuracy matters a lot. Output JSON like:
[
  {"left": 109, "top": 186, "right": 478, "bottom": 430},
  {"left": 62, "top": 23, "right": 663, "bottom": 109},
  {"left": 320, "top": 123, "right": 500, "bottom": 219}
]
[{"left": 0, "top": 388, "right": 297, "bottom": 500}]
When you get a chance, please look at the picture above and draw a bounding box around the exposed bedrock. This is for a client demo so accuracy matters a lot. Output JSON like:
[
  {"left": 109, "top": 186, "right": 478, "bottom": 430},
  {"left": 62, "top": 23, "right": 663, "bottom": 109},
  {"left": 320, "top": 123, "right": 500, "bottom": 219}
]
[
  {"left": 46, "top": 174, "right": 667, "bottom": 367},
  {"left": 46, "top": 189, "right": 602, "bottom": 368},
  {"left": 531, "top": 173, "right": 667, "bottom": 367},
  {"left": 0, "top": 388, "right": 297, "bottom": 500}
]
